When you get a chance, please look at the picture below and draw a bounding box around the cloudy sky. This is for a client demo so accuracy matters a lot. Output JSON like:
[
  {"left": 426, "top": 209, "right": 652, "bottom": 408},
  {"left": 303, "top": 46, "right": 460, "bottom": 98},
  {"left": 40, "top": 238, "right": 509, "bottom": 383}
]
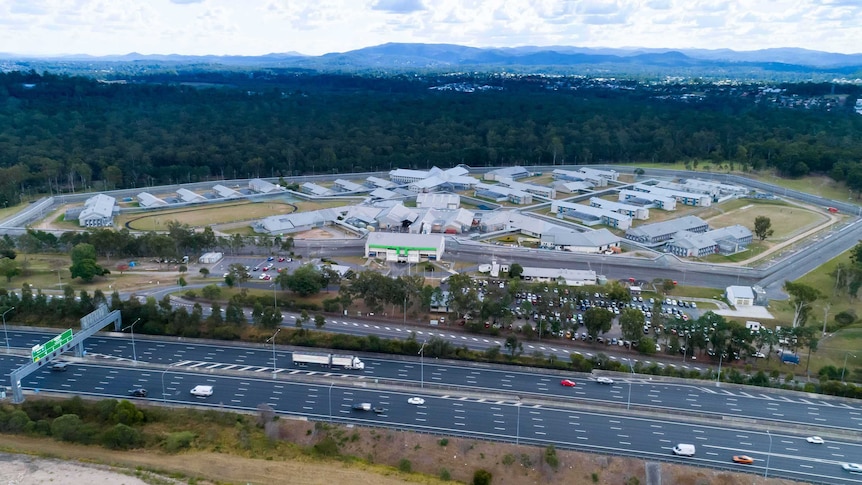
[{"left": 1, "top": 0, "right": 860, "bottom": 57}]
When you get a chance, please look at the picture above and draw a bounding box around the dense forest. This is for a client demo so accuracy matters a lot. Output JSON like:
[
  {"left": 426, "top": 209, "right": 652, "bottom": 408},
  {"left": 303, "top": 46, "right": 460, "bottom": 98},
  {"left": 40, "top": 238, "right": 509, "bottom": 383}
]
[{"left": 1, "top": 70, "right": 861, "bottom": 205}]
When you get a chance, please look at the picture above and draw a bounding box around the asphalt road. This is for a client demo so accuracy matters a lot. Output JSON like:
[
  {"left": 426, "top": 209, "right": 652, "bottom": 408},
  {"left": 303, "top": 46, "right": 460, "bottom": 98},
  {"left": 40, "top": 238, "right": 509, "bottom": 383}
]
[
  {"left": 4, "top": 329, "right": 861, "bottom": 434},
  {"left": 1, "top": 347, "right": 859, "bottom": 484}
]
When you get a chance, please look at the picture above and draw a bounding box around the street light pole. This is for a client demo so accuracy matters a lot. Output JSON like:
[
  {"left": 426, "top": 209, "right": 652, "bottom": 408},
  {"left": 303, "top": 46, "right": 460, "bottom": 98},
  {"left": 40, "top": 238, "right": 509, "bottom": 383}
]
[
  {"left": 161, "top": 362, "right": 181, "bottom": 404},
  {"left": 841, "top": 352, "right": 857, "bottom": 383},
  {"left": 2, "top": 306, "right": 15, "bottom": 352},
  {"left": 515, "top": 396, "right": 521, "bottom": 445},
  {"left": 627, "top": 360, "right": 634, "bottom": 410},
  {"left": 124, "top": 318, "right": 141, "bottom": 364},
  {"left": 329, "top": 382, "right": 334, "bottom": 423},
  {"left": 267, "top": 328, "right": 281, "bottom": 379},
  {"left": 419, "top": 339, "right": 427, "bottom": 388},
  {"left": 764, "top": 430, "right": 772, "bottom": 478},
  {"left": 716, "top": 352, "right": 723, "bottom": 387}
]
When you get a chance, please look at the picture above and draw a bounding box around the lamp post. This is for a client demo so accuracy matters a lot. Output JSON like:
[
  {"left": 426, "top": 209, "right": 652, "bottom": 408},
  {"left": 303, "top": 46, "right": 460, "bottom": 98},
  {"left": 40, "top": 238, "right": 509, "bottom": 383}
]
[
  {"left": 419, "top": 339, "right": 427, "bottom": 388},
  {"left": 329, "top": 382, "right": 334, "bottom": 423},
  {"left": 716, "top": 352, "right": 724, "bottom": 387},
  {"left": 515, "top": 396, "right": 521, "bottom": 445},
  {"left": 841, "top": 352, "right": 857, "bottom": 383},
  {"left": 161, "top": 362, "right": 182, "bottom": 404},
  {"left": 2, "top": 306, "right": 14, "bottom": 352},
  {"left": 764, "top": 429, "right": 773, "bottom": 478},
  {"left": 121, "top": 318, "right": 141, "bottom": 364},
  {"left": 267, "top": 328, "right": 281, "bottom": 379},
  {"left": 626, "top": 359, "right": 634, "bottom": 410}
]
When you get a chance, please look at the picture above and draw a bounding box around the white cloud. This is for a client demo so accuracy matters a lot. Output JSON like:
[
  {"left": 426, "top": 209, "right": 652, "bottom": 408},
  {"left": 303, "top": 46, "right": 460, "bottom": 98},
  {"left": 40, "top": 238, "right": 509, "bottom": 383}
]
[{"left": 0, "top": 0, "right": 858, "bottom": 56}]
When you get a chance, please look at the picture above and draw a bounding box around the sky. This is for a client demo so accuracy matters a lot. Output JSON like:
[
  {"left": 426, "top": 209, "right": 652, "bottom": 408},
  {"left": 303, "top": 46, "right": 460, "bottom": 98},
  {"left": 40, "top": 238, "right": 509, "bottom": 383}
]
[{"left": 1, "top": 0, "right": 860, "bottom": 57}]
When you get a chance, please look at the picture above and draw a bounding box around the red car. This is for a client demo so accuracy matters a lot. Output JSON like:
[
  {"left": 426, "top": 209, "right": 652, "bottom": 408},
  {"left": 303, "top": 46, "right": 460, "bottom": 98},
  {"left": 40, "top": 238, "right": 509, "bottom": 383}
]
[
  {"left": 278, "top": 256, "right": 286, "bottom": 262},
  {"left": 560, "top": 379, "right": 576, "bottom": 387}
]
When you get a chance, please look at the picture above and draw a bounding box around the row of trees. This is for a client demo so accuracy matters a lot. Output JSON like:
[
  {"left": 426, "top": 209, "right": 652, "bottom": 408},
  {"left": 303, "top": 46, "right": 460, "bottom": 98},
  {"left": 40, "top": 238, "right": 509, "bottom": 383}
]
[{"left": 2, "top": 71, "right": 861, "bottom": 205}]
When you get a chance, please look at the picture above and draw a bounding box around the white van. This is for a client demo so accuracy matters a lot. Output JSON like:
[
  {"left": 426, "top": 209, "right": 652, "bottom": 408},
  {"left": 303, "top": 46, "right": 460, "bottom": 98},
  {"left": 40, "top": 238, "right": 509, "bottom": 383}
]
[
  {"left": 672, "top": 444, "right": 696, "bottom": 456},
  {"left": 190, "top": 385, "right": 214, "bottom": 397}
]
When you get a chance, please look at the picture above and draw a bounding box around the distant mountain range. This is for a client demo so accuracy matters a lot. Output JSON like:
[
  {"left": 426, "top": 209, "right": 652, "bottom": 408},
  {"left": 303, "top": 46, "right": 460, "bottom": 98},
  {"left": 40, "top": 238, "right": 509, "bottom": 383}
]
[{"left": 3, "top": 43, "right": 862, "bottom": 79}]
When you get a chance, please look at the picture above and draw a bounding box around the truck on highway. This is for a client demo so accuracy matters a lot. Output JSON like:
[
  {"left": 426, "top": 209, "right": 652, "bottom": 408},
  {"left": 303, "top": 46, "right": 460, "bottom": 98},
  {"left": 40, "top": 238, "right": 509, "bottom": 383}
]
[
  {"left": 672, "top": 443, "right": 696, "bottom": 456},
  {"left": 292, "top": 352, "right": 365, "bottom": 370}
]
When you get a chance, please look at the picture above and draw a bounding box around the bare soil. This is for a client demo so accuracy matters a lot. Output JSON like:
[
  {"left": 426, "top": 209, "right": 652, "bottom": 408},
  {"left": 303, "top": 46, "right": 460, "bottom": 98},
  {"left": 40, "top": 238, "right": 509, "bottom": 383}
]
[{"left": 0, "top": 420, "right": 807, "bottom": 485}]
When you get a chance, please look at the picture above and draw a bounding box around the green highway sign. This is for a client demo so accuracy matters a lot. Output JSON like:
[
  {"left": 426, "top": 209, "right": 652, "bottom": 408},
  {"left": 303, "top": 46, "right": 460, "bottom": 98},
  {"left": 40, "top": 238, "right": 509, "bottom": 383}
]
[{"left": 32, "top": 329, "right": 74, "bottom": 362}]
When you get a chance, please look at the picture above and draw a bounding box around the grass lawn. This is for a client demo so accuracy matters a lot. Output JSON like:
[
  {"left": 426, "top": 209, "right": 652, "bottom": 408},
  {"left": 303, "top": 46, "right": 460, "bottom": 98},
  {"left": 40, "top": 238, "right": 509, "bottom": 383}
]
[
  {"left": 119, "top": 200, "right": 298, "bottom": 230},
  {"left": 293, "top": 199, "right": 358, "bottom": 212},
  {"left": 700, "top": 242, "right": 769, "bottom": 263},
  {"left": 705, "top": 201, "right": 825, "bottom": 240}
]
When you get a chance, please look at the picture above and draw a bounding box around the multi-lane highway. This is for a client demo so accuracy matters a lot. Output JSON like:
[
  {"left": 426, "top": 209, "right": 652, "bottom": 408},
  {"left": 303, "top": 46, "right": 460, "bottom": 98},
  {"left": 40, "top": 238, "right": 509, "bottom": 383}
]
[{"left": 3, "top": 328, "right": 862, "bottom": 483}]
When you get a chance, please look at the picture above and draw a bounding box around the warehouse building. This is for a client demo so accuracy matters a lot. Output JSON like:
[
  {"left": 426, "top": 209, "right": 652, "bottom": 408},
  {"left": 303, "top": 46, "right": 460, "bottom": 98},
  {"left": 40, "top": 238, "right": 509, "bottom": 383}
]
[
  {"left": 619, "top": 189, "right": 677, "bottom": 211},
  {"left": 77, "top": 194, "right": 117, "bottom": 227},
  {"left": 333, "top": 179, "right": 365, "bottom": 192},
  {"left": 589, "top": 197, "right": 649, "bottom": 220},
  {"left": 365, "top": 176, "right": 396, "bottom": 189},
  {"left": 664, "top": 232, "right": 719, "bottom": 257},
  {"left": 300, "top": 182, "right": 332, "bottom": 196},
  {"left": 212, "top": 184, "right": 242, "bottom": 199},
  {"left": 551, "top": 200, "right": 632, "bottom": 230},
  {"left": 497, "top": 178, "right": 556, "bottom": 199},
  {"left": 249, "top": 178, "right": 285, "bottom": 194},
  {"left": 483, "top": 166, "right": 530, "bottom": 181},
  {"left": 624, "top": 215, "right": 709, "bottom": 246},
  {"left": 136, "top": 192, "right": 168, "bottom": 208},
  {"left": 416, "top": 193, "right": 460, "bottom": 210},
  {"left": 177, "top": 188, "right": 206, "bottom": 203},
  {"left": 519, "top": 267, "right": 597, "bottom": 286},
  {"left": 365, "top": 232, "right": 445, "bottom": 262},
  {"left": 540, "top": 227, "right": 622, "bottom": 253},
  {"left": 553, "top": 180, "right": 594, "bottom": 194}
]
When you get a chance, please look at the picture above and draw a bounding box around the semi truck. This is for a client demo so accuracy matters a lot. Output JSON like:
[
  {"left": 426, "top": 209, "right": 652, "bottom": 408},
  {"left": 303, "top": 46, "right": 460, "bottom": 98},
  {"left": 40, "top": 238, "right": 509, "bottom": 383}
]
[{"left": 292, "top": 352, "right": 365, "bottom": 370}]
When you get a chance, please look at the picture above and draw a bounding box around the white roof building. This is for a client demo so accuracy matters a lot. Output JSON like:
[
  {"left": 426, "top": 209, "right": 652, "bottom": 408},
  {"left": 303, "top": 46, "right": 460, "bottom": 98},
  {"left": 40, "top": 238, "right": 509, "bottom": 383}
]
[
  {"left": 483, "top": 166, "right": 530, "bottom": 181},
  {"left": 551, "top": 200, "right": 633, "bottom": 230},
  {"left": 578, "top": 167, "right": 619, "bottom": 182},
  {"left": 540, "top": 227, "right": 622, "bottom": 254},
  {"left": 553, "top": 180, "right": 594, "bottom": 194},
  {"left": 78, "top": 194, "right": 116, "bottom": 227},
  {"left": 300, "top": 182, "right": 332, "bottom": 196},
  {"left": 369, "top": 188, "right": 400, "bottom": 200},
  {"left": 333, "top": 179, "right": 365, "bottom": 192},
  {"left": 253, "top": 208, "right": 340, "bottom": 235},
  {"left": 497, "top": 178, "right": 556, "bottom": 199},
  {"left": 177, "top": 188, "right": 206, "bottom": 203},
  {"left": 726, "top": 285, "right": 755, "bottom": 307},
  {"left": 366, "top": 176, "right": 396, "bottom": 189},
  {"left": 249, "top": 178, "right": 285, "bottom": 194},
  {"left": 520, "top": 267, "right": 597, "bottom": 286},
  {"left": 619, "top": 189, "right": 677, "bottom": 211},
  {"left": 632, "top": 183, "right": 712, "bottom": 207},
  {"left": 589, "top": 197, "right": 649, "bottom": 220},
  {"left": 137, "top": 192, "right": 168, "bottom": 208},
  {"left": 212, "top": 184, "right": 242, "bottom": 199},
  {"left": 365, "top": 232, "right": 445, "bottom": 262},
  {"left": 416, "top": 193, "right": 460, "bottom": 209}
]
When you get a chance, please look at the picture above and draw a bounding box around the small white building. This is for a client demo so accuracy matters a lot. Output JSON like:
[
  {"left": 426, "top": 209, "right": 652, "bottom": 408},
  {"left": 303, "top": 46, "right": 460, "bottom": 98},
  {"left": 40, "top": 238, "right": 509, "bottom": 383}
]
[
  {"left": 199, "top": 252, "right": 224, "bottom": 264},
  {"left": 212, "top": 184, "right": 242, "bottom": 199},
  {"left": 519, "top": 267, "right": 597, "bottom": 286},
  {"left": 78, "top": 194, "right": 116, "bottom": 227},
  {"left": 249, "top": 178, "right": 285, "bottom": 194},
  {"left": 416, "top": 193, "right": 460, "bottom": 209},
  {"left": 137, "top": 192, "right": 168, "bottom": 208},
  {"left": 726, "top": 285, "right": 755, "bottom": 307},
  {"left": 177, "top": 188, "right": 206, "bottom": 203},
  {"left": 365, "top": 232, "right": 445, "bottom": 262}
]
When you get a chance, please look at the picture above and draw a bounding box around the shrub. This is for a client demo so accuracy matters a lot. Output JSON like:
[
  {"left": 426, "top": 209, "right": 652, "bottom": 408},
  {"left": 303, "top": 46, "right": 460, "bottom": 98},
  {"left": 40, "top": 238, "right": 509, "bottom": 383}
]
[
  {"left": 5, "top": 410, "right": 32, "bottom": 433},
  {"left": 313, "top": 436, "right": 339, "bottom": 457},
  {"left": 51, "top": 414, "right": 83, "bottom": 442},
  {"left": 101, "top": 423, "right": 142, "bottom": 450},
  {"left": 164, "top": 431, "right": 196, "bottom": 453},
  {"left": 438, "top": 438, "right": 449, "bottom": 447},
  {"left": 502, "top": 454, "right": 515, "bottom": 466},
  {"left": 439, "top": 469, "right": 451, "bottom": 481},
  {"left": 472, "top": 469, "right": 492, "bottom": 485},
  {"left": 544, "top": 444, "right": 559, "bottom": 469},
  {"left": 398, "top": 458, "right": 412, "bottom": 473},
  {"left": 834, "top": 310, "right": 857, "bottom": 327}
]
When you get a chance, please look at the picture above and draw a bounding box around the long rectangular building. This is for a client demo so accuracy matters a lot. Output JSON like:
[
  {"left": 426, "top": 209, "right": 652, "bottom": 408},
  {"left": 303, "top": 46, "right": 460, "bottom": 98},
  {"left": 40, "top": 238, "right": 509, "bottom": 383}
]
[
  {"left": 624, "top": 215, "right": 709, "bottom": 245},
  {"left": 589, "top": 197, "right": 649, "bottom": 220},
  {"left": 551, "top": 200, "right": 632, "bottom": 230},
  {"left": 365, "top": 233, "right": 445, "bottom": 262}
]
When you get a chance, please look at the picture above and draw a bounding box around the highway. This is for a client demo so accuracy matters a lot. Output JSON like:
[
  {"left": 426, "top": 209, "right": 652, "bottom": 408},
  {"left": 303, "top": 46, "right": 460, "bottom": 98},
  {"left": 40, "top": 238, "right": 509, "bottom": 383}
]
[
  {"left": 4, "top": 329, "right": 862, "bottom": 434},
  {"left": 1, "top": 347, "right": 860, "bottom": 484}
]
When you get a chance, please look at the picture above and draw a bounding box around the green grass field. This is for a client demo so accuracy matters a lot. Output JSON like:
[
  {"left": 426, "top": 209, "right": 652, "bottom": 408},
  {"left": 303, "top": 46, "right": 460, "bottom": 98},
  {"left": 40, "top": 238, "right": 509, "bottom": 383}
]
[
  {"left": 119, "top": 201, "right": 297, "bottom": 230},
  {"left": 705, "top": 201, "right": 824, "bottom": 240}
]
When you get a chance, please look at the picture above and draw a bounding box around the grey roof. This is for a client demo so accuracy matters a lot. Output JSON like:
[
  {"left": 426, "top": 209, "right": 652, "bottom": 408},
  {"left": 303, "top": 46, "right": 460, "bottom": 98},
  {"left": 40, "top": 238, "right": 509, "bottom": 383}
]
[
  {"left": 301, "top": 182, "right": 332, "bottom": 196},
  {"left": 137, "top": 192, "right": 167, "bottom": 207},
  {"left": 334, "top": 179, "right": 365, "bottom": 192},
  {"left": 417, "top": 193, "right": 460, "bottom": 209},
  {"left": 212, "top": 184, "right": 242, "bottom": 198},
  {"left": 668, "top": 231, "right": 716, "bottom": 251},
  {"left": 79, "top": 194, "right": 115, "bottom": 220},
  {"left": 705, "top": 224, "right": 752, "bottom": 241},
  {"left": 543, "top": 227, "right": 621, "bottom": 247},
  {"left": 520, "top": 267, "right": 597, "bottom": 281},
  {"left": 177, "top": 188, "right": 206, "bottom": 203},
  {"left": 366, "top": 176, "right": 396, "bottom": 188},
  {"left": 626, "top": 215, "right": 707, "bottom": 239}
]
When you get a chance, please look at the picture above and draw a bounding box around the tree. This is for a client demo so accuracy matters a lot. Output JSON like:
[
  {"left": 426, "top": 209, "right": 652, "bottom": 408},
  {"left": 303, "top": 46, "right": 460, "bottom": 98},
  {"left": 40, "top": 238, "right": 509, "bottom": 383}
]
[
  {"left": 784, "top": 281, "right": 820, "bottom": 328},
  {"left": 619, "top": 308, "right": 645, "bottom": 342},
  {"left": 584, "top": 307, "right": 614, "bottom": 341},
  {"left": 754, "top": 216, "right": 774, "bottom": 241},
  {"left": 504, "top": 335, "right": 522, "bottom": 357},
  {"left": 0, "top": 257, "right": 21, "bottom": 282},
  {"left": 285, "top": 264, "right": 324, "bottom": 296},
  {"left": 69, "top": 243, "right": 108, "bottom": 283},
  {"left": 508, "top": 263, "right": 523, "bottom": 279},
  {"left": 199, "top": 267, "right": 210, "bottom": 278},
  {"left": 314, "top": 314, "right": 326, "bottom": 328}
]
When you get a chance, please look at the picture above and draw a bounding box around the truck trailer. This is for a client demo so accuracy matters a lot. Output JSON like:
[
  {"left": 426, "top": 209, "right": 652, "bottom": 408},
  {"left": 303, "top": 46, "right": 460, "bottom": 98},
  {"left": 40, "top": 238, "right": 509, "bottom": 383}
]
[{"left": 292, "top": 352, "right": 365, "bottom": 370}]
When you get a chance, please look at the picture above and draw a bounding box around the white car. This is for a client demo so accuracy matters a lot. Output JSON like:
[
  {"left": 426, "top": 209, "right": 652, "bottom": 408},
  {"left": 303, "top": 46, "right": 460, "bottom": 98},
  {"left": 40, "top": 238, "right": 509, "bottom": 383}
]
[
  {"left": 596, "top": 377, "right": 614, "bottom": 385},
  {"left": 407, "top": 397, "right": 425, "bottom": 405},
  {"left": 806, "top": 436, "right": 825, "bottom": 444},
  {"left": 842, "top": 463, "right": 862, "bottom": 473}
]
